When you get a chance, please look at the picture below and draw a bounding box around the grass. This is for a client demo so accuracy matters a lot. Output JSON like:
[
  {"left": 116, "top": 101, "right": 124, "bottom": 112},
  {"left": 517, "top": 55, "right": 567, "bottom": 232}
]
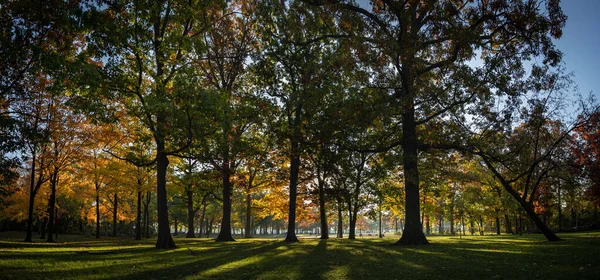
[{"left": 1, "top": 231, "right": 599, "bottom": 279}]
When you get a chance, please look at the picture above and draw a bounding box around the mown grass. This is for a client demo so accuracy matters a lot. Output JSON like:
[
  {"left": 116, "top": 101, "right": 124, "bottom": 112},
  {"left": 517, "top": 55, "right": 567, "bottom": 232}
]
[{"left": 1, "top": 231, "right": 599, "bottom": 279}]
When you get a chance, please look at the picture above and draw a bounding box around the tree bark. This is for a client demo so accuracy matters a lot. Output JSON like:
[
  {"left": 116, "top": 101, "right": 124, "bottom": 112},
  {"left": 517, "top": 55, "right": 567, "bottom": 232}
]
[
  {"left": 216, "top": 161, "right": 235, "bottom": 242},
  {"left": 395, "top": 90, "right": 428, "bottom": 245},
  {"left": 144, "top": 191, "right": 151, "bottom": 238},
  {"left": 557, "top": 187, "right": 562, "bottom": 231},
  {"left": 284, "top": 150, "right": 300, "bottom": 242},
  {"left": 244, "top": 192, "right": 252, "bottom": 238},
  {"left": 378, "top": 210, "right": 383, "bottom": 238},
  {"left": 495, "top": 214, "right": 501, "bottom": 235},
  {"left": 112, "top": 193, "right": 118, "bottom": 237},
  {"left": 318, "top": 179, "right": 328, "bottom": 239},
  {"left": 185, "top": 190, "right": 196, "bottom": 238},
  {"left": 24, "top": 152, "right": 38, "bottom": 242},
  {"left": 504, "top": 213, "right": 513, "bottom": 234},
  {"left": 135, "top": 190, "right": 142, "bottom": 240},
  {"left": 155, "top": 143, "right": 175, "bottom": 249},
  {"left": 95, "top": 191, "right": 101, "bottom": 238},
  {"left": 46, "top": 170, "right": 58, "bottom": 243},
  {"left": 337, "top": 204, "right": 343, "bottom": 238}
]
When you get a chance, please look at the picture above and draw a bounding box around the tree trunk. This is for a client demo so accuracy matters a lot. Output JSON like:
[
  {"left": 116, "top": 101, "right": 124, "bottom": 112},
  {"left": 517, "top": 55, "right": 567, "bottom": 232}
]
[
  {"left": 337, "top": 204, "right": 343, "bottom": 238},
  {"left": 173, "top": 217, "right": 178, "bottom": 236},
  {"left": 155, "top": 144, "right": 175, "bottom": 249},
  {"left": 504, "top": 213, "right": 513, "bottom": 234},
  {"left": 186, "top": 190, "right": 195, "bottom": 238},
  {"left": 245, "top": 192, "right": 252, "bottom": 238},
  {"left": 46, "top": 170, "right": 58, "bottom": 242},
  {"left": 144, "top": 191, "right": 151, "bottom": 238},
  {"left": 495, "top": 214, "right": 501, "bottom": 235},
  {"left": 216, "top": 161, "right": 235, "bottom": 242},
  {"left": 348, "top": 202, "right": 356, "bottom": 239},
  {"left": 112, "top": 193, "right": 118, "bottom": 237},
  {"left": 504, "top": 184, "right": 560, "bottom": 240},
  {"left": 199, "top": 203, "right": 207, "bottom": 238},
  {"left": 284, "top": 150, "right": 300, "bottom": 242},
  {"left": 318, "top": 179, "right": 328, "bottom": 239},
  {"left": 24, "top": 152, "right": 37, "bottom": 242},
  {"left": 378, "top": 210, "right": 383, "bottom": 238},
  {"left": 395, "top": 91, "right": 428, "bottom": 245},
  {"left": 425, "top": 216, "right": 430, "bottom": 235},
  {"left": 557, "top": 187, "right": 562, "bottom": 231},
  {"left": 136, "top": 190, "right": 142, "bottom": 240}
]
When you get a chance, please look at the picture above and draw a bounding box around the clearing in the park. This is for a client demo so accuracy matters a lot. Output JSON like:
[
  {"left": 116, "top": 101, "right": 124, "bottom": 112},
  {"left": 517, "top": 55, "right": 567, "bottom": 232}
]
[{"left": 1, "top": 231, "right": 599, "bottom": 279}]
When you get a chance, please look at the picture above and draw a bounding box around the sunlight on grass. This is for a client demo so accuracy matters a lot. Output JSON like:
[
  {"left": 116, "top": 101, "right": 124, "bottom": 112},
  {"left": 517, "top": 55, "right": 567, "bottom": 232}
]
[{"left": 1, "top": 232, "right": 600, "bottom": 279}]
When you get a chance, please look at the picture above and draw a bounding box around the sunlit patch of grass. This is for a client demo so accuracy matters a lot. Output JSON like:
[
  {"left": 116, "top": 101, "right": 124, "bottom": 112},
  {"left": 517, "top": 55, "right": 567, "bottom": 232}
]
[{"left": 1, "top": 231, "right": 600, "bottom": 279}]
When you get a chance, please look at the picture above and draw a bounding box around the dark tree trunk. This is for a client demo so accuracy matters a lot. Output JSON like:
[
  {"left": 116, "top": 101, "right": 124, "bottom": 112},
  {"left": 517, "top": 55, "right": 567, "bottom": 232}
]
[
  {"left": 173, "top": 218, "right": 178, "bottom": 236},
  {"left": 244, "top": 192, "right": 252, "bottom": 238},
  {"left": 504, "top": 184, "right": 561, "bottom": 241},
  {"left": 46, "top": 171, "right": 58, "bottom": 243},
  {"left": 504, "top": 213, "right": 513, "bottom": 234},
  {"left": 395, "top": 91, "right": 428, "bottom": 245},
  {"left": 425, "top": 216, "right": 430, "bottom": 235},
  {"left": 318, "top": 179, "right": 328, "bottom": 239},
  {"left": 337, "top": 204, "right": 343, "bottom": 238},
  {"left": 206, "top": 217, "right": 214, "bottom": 238},
  {"left": 284, "top": 150, "right": 300, "bottom": 243},
  {"left": 40, "top": 217, "right": 47, "bottom": 239},
  {"left": 557, "top": 187, "right": 562, "bottom": 231},
  {"left": 155, "top": 144, "right": 175, "bottom": 249},
  {"left": 495, "top": 214, "right": 501, "bottom": 235},
  {"left": 378, "top": 210, "right": 383, "bottom": 238},
  {"left": 136, "top": 190, "right": 142, "bottom": 240},
  {"left": 348, "top": 202, "right": 356, "bottom": 239},
  {"left": 216, "top": 161, "right": 235, "bottom": 242},
  {"left": 199, "top": 203, "right": 207, "bottom": 238},
  {"left": 186, "top": 190, "right": 195, "bottom": 238},
  {"left": 25, "top": 152, "right": 38, "bottom": 242},
  {"left": 112, "top": 193, "right": 118, "bottom": 237},
  {"left": 96, "top": 190, "right": 101, "bottom": 238},
  {"left": 144, "top": 191, "right": 151, "bottom": 238}
]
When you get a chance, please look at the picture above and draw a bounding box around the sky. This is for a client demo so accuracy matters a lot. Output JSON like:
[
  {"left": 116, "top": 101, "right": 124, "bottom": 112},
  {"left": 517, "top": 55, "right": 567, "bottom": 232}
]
[
  {"left": 352, "top": 0, "right": 600, "bottom": 99},
  {"left": 555, "top": 1, "right": 600, "bottom": 98}
]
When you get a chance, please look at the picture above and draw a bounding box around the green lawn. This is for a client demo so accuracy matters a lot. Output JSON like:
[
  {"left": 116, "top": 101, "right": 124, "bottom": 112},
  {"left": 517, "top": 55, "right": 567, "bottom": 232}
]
[{"left": 1, "top": 231, "right": 599, "bottom": 279}]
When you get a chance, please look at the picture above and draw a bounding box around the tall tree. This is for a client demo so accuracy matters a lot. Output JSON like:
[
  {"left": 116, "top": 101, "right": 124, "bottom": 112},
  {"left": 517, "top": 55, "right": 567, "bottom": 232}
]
[
  {"left": 255, "top": 0, "right": 346, "bottom": 242},
  {"left": 81, "top": 0, "right": 225, "bottom": 248},
  {"left": 308, "top": 0, "right": 567, "bottom": 245}
]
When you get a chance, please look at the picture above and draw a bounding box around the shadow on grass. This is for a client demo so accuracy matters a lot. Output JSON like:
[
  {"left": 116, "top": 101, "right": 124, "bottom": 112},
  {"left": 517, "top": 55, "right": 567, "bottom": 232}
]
[{"left": 2, "top": 233, "right": 600, "bottom": 279}]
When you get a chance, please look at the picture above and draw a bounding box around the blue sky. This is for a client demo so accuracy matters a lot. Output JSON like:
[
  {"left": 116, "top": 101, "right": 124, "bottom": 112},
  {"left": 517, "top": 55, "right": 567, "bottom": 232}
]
[
  {"left": 352, "top": 0, "right": 600, "bottom": 99},
  {"left": 555, "top": 1, "right": 600, "bottom": 98}
]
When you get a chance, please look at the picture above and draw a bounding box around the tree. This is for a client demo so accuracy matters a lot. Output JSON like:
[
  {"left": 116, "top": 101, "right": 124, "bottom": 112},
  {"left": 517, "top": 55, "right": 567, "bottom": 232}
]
[
  {"left": 308, "top": 0, "right": 566, "bottom": 245},
  {"left": 81, "top": 0, "right": 226, "bottom": 248},
  {"left": 572, "top": 112, "right": 600, "bottom": 209},
  {"left": 254, "top": 0, "right": 346, "bottom": 242}
]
